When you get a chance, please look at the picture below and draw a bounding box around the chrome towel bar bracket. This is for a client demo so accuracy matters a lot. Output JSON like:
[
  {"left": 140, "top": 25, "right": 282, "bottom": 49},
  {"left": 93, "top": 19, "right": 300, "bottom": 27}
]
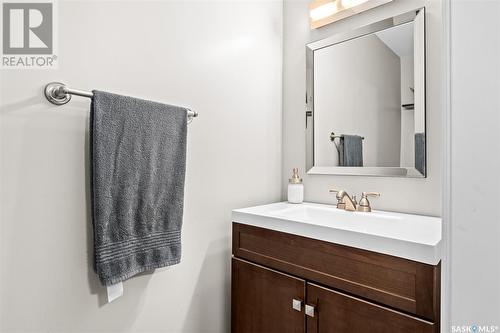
[
  {"left": 44, "top": 82, "right": 199, "bottom": 120},
  {"left": 330, "top": 132, "right": 364, "bottom": 141}
]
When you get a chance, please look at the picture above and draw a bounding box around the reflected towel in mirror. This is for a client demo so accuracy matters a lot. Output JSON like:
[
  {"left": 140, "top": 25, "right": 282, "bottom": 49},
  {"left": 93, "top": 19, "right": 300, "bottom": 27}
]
[{"left": 339, "top": 135, "right": 363, "bottom": 167}]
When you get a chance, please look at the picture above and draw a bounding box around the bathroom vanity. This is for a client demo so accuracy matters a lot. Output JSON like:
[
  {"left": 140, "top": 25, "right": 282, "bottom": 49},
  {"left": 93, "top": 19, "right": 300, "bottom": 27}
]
[{"left": 231, "top": 202, "right": 441, "bottom": 333}]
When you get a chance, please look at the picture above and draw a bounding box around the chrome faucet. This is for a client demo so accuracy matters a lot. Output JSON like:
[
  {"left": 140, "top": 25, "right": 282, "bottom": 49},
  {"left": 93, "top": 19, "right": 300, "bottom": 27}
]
[{"left": 329, "top": 189, "right": 357, "bottom": 211}]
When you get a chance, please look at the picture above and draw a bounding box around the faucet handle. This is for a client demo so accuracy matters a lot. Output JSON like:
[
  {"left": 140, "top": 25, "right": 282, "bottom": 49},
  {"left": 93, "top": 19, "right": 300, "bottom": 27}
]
[
  {"left": 329, "top": 189, "right": 346, "bottom": 196},
  {"left": 362, "top": 192, "right": 380, "bottom": 198},
  {"left": 329, "top": 189, "right": 346, "bottom": 209},
  {"left": 329, "top": 189, "right": 341, "bottom": 199},
  {"left": 329, "top": 188, "right": 348, "bottom": 201},
  {"left": 357, "top": 192, "right": 380, "bottom": 212}
]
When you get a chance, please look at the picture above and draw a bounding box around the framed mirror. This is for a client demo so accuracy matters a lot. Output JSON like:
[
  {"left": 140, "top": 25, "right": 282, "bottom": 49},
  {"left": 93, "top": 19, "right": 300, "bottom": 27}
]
[{"left": 306, "top": 8, "right": 426, "bottom": 177}]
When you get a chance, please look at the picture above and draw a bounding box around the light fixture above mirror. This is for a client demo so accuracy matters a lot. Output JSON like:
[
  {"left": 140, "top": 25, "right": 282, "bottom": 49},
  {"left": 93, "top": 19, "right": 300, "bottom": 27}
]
[{"left": 309, "top": 0, "right": 393, "bottom": 29}]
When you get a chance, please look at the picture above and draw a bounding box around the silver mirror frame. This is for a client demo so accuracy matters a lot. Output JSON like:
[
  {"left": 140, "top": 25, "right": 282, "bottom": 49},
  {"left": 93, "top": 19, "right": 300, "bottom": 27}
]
[{"left": 305, "top": 8, "right": 426, "bottom": 178}]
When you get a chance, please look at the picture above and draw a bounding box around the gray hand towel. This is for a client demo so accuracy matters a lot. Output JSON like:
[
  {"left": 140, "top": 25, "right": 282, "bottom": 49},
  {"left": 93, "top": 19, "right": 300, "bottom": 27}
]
[
  {"left": 339, "top": 135, "right": 363, "bottom": 167},
  {"left": 90, "top": 91, "right": 187, "bottom": 286}
]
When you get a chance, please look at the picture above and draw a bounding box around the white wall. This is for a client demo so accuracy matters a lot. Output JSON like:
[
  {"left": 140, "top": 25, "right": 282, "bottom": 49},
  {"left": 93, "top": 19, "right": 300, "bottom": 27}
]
[
  {"left": 0, "top": 1, "right": 282, "bottom": 332},
  {"left": 314, "top": 34, "right": 401, "bottom": 167},
  {"left": 448, "top": 0, "right": 500, "bottom": 329},
  {"left": 283, "top": 0, "right": 442, "bottom": 216}
]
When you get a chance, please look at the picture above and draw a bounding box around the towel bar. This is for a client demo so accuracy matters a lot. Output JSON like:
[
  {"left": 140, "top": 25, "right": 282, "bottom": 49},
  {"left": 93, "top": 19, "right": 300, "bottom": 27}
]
[
  {"left": 44, "top": 82, "right": 198, "bottom": 120},
  {"left": 330, "top": 132, "right": 364, "bottom": 141}
]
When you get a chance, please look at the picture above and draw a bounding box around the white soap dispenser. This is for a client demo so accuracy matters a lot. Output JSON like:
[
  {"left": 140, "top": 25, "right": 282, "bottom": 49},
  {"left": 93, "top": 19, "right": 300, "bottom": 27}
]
[{"left": 288, "top": 168, "right": 304, "bottom": 204}]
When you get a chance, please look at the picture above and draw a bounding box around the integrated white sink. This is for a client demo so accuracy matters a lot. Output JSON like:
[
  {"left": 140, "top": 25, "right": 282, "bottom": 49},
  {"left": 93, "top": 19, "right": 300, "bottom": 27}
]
[{"left": 232, "top": 202, "right": 441, "bottom": 265}]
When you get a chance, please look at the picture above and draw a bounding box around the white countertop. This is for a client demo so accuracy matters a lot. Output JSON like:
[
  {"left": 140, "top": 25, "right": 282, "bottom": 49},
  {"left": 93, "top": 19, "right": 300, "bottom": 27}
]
[{"left": 232, "top": 202, "right": 442, "bottom": 265}]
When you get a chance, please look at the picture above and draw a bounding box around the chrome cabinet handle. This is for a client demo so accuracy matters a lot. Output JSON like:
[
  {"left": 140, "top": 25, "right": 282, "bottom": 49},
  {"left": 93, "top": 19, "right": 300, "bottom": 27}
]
[
  {"left": 292, "top": 299, "right": 302, "bottom": 312},
  {"left": 305, "top": 304, "right": 315, "bottom": 317}
]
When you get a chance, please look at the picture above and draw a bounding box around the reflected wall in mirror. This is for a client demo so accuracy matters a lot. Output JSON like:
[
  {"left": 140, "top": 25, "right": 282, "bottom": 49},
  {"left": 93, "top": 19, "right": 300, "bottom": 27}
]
[{"left": 306, "top": 8, "right": 426, "bottom": 177}]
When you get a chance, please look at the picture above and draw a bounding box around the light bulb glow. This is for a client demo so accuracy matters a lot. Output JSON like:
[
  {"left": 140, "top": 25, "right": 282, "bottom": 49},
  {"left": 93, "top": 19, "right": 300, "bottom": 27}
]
[
  {"left": 309, "top": 0, "right": 392, "bottom": 29},
  {"left": 310, "top": 1, "right": 337, "bottom": 21},
  {"left": 340, "top": 0, "right": 370, "bottom": 9}
]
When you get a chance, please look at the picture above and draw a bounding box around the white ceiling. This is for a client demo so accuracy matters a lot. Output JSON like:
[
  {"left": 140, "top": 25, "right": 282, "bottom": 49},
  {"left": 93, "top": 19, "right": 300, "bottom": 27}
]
[{"left": 376, "top": 22, "right": 414, "bottom": 57}]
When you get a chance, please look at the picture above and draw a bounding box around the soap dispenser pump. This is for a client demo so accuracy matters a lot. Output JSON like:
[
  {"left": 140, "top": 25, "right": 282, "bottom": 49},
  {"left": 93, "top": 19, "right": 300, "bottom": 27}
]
[{"left": 288, "top": 168, "right": 304, "bottom": 204}]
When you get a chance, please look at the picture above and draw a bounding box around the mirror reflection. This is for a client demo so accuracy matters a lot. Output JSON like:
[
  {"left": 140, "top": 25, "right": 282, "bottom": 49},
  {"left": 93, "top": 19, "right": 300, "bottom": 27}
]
[{"left": 306, "top": 9, "right": 425, "bottom": 177}]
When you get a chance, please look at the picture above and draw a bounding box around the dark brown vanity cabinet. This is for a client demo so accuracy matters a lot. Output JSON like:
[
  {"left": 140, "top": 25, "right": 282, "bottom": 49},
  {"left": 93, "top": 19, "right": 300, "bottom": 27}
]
[
  {"left": 232, "top": 258, "right": 305, "bottom": 333},
  {"left": 231, "top": 223, "right": 440, "bottom": 333}
]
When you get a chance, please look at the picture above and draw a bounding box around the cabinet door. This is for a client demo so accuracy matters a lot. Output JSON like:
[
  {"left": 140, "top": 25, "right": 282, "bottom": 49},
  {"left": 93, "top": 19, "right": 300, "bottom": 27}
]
[
  {"left": 232, "top": 258, "right": 305, "bottom": 333},
  {"left": 306, "top": 283, "right": 435, "bottom": 333}
]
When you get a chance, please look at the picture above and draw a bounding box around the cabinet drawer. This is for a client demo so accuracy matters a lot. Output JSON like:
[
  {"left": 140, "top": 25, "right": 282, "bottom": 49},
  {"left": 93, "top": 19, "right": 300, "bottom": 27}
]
[
  {"left": 306, "top": 283, "right": 436, "bottom": 333},
  {"left": 232, "top": 223, "right": 440, "bottom": 321}
]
